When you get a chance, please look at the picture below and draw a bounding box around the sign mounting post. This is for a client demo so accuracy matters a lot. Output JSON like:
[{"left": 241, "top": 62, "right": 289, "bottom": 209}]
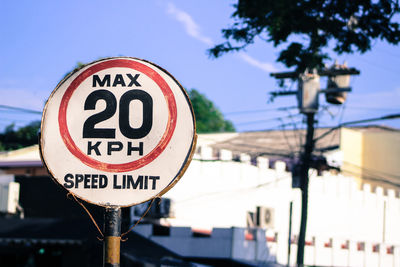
[{"left": 40, "top": 57, "right": 196, "bottom": 266}]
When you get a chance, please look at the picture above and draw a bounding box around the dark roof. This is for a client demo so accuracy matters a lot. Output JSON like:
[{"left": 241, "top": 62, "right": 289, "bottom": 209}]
[
  {"left": 122, "top": 230, "right": 195, "bottom": 266},
  {"left": 0, "top": 218, "right": 97, "bottom": 245},
  {"left": 0, "top": 160, "right": 42, "bottom": 168},
  {"left": 0, "top": 218, "right": 194, "bottom": 266}
]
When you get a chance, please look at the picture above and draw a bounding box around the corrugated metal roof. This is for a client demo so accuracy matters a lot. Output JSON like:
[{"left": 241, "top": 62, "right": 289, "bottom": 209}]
[{"left": 210, "top": 128, "right": 340, "bottom": 159}]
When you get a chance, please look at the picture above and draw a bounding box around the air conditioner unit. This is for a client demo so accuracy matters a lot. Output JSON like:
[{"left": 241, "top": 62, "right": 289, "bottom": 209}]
[
  {"left": 0, "top": 182, "right": 20, "bottom": 214},
  {"left": 256, "top": 206, "right": 275, "bottom": 229}
]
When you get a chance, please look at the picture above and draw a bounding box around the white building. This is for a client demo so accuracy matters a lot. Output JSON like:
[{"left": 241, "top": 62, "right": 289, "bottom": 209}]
[{"left": 144, "top": 129, "right": 400, "bottom": 267}]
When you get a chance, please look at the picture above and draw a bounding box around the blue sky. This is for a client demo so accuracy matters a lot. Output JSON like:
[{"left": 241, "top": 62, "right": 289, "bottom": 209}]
[{"left": 0, "top": 0, "right": 399, "bottom": 132}]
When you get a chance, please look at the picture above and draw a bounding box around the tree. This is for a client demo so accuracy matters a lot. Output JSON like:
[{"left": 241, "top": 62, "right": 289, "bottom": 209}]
[
  {"left": 0, "top": 121, "right": 40, "bottom": 151},
  {"left": 209, "top": 0, "right": 400, "bottom": 72},
  {"left": 188, "top": 89, "right": 235, "bottom": 133}
]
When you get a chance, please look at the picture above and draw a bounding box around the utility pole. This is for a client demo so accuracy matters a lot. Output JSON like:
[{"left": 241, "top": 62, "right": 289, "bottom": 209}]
[
  {"left": 270, "top": 63, "right": 360, "bottom": 267},
  {"left": 296, "top": 112, "right": 315, "bottom": 266}
]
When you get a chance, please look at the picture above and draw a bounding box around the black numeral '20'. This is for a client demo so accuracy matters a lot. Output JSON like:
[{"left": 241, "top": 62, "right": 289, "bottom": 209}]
[{"left": 83, "top": 90, "right": 153, "bottom": 139}]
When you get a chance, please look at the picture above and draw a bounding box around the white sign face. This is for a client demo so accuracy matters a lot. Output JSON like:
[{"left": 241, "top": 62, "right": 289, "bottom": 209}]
[{"left": 40, "top": 57, "right": 196, "bottom": 207}]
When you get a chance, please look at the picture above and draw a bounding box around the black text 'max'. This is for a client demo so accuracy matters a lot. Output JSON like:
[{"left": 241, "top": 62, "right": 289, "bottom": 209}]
[{"left": 92, "top": 73, "right": 141, "bottom": 87}]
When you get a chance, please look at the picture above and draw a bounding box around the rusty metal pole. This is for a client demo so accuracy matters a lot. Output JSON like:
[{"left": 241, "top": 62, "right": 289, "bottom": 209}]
[{"left": 104, "top": 206, "right": 121, "bottom": 267}]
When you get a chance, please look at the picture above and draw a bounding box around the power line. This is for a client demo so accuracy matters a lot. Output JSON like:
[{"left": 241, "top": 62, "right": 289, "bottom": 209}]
[
  {"left": 314, "top": 113, "right": 400, "bottom": 143},
  {"left": 278, "top": 117, "right": 300, "bottom": 156},
  {"left": 355, "top": 56, "right": 399, "bottom": 75},
  {"left": 342, "top": 160, "right": 400, "bottom": 180},
  {"left": 324, "top": 103, "right": 346, "bottom": 152},
  {"left": 283, "top": 109, "right": 304, "bottom": 149},
  {"left": 238, "top": 119, "right": 305, "bottom": 133},
  {"left": 224, "top": 106, "right": 297, "bottom": 116},
  {"left": 341, "top": 168, "right": 400, "bottom": 188},
  {"left": 175, "top": 174, "right": 290, "bottom": 203},
  {"left": 0, "top": 118, "right": 39, "bottom": 124},
  {"left": 211, "top": 142, "right": 296, "bottom": 158},
  {"left": 235, "top": 114, "right": 302, "bottom": 126},
  {"left": 345, "top": 106, "right": 399, "bottom": 111},
  {"left": 374, "top": 47, "right": 400, "bottom": 59},
  {"left": 0, "top": 104, "right": 42, "bottom": 115}
]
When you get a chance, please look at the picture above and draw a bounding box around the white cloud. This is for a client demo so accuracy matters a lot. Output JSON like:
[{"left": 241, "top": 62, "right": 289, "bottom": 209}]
[
  {"left": 166, "top": 2, "right": 278, "bottom": 74},
  {"left": 238, "top": 53, "right": 279, "bottom": 73},
  {"left": 166, "top": 2, "right": 213, "bottom": 46}
]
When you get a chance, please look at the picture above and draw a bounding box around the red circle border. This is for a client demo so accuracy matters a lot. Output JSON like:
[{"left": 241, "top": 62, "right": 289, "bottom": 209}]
[{"left": 58, "top": 59, "right": 177, "bottom": 172}]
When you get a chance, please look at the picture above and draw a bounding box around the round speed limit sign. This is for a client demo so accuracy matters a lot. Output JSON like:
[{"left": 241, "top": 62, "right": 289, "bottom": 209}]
[{"left": 40, "top": 57, "right": 196, "bottom": 207}]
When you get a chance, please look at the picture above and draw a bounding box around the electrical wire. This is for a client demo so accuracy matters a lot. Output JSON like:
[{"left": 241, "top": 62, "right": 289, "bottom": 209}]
[
  {"left": 236, "top": 114, "right": 302, "bottom": 126},
  {"left": 224, "top": 106, "right": 297, "bottom": 116},
  {"left": 0, "top": 104, "right": 42, "bottom": 115},
  {"left": 345, "top": 106, "right": 399, "bottom": 111},
  {"left": 283, "top": 109, "right": 304, "bottom": 149},
  {"left": 341, "top": 161, "right": 400, "bottom": 180},
  {"left": 324, "top": 103, "right": 347, "bottom": 153},
  {"left": 174, "top": 175, "right": 290, "bottom": 203},
  {"left": 241, "top": 119, "right": 305, "bottom": 133},
  {"left": 0, "top": 118, "right": 39, "bottom": 124},
  {"left": 354, "top": 56, "right": 399, "bottom": 75},
  {"left": 374, "top": 47, "right": 400, "bottom": 59},
  {"left": 177, "top": 161, "right": 398, "bottom": 204},
  {"left": 341, "top": 168, "right": 400, "bottom": 188},
  {"left": 207, "top": 141, "right": 295, "bottom": 158},
  {"left": 278, "top": 118, "right": 296, "bottom": 156},
  {"left": 314, "top": 113, "right": 400, "bottom": 143}
]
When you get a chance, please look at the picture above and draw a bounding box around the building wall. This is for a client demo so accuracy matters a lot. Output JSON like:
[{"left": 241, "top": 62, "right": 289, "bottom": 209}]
[
  {"left": 341, "top": 128, "right": 364, "bottom": 186},
  {"left": 363, "top": 130, "right": 400, "bottom": 188},
  {"left": 341, "top": 127, "right": 400, "bottom": 190},
  {"left": 163, "top": 145, "right": 400, "bottom": 266}
]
